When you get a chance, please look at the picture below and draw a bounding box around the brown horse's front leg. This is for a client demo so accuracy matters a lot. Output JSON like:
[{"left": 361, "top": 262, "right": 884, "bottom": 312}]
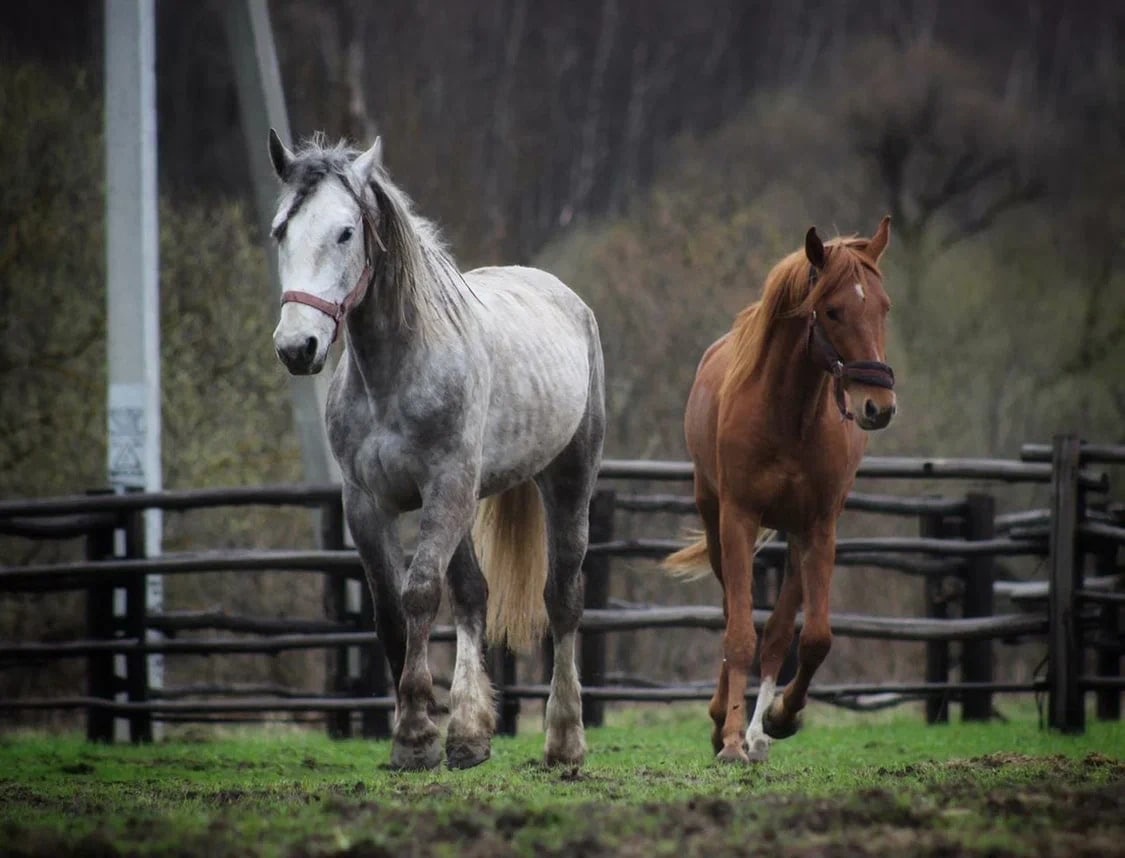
[
  {"left": 715, "top": 505, "right": 760, "bottom": 763},
  {"left": 755, "top": 543, "right": 803, "bottom": 742},
  {"left": 774, "top": 524, "right": 836, "bottom": 728}
]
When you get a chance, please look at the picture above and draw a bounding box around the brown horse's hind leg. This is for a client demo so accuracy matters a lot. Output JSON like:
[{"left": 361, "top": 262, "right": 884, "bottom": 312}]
[
  {"left": 715, "top": 504, "right": 761, "bottom": 764},
  {"left": 698, "top": 499, "right": 728, "bottom": 754},
  {"left": 773, "top": 526, "right": 835, "bottom": 730}
]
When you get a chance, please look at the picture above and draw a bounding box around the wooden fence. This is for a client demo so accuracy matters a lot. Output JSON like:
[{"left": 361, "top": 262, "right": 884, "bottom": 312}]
[{"left": 0, "top": 434, "right": 1121, "bottom": 742}]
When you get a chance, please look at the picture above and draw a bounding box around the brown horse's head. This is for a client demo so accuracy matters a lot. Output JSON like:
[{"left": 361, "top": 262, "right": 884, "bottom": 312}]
[{"left": 804, "top": 217, "right": 896, "bottom": 431}]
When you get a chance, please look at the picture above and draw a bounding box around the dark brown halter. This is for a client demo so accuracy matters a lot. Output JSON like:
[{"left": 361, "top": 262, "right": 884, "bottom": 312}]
[
  {"left": 280, "top": 211, "right": 382, "bottom": 344},
  {"left": 806, "top": 265, "right": 895, "bottom": 421}
]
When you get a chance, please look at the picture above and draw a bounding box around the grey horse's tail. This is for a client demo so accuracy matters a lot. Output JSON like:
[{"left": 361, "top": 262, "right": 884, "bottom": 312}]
[{"left": 473, "top": 481, "right": 548, "bottom": 653}]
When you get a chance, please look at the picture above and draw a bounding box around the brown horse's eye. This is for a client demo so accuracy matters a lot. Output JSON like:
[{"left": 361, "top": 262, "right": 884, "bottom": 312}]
[{"left": 826, "top": 307, "right": 841, "bottom": 322}]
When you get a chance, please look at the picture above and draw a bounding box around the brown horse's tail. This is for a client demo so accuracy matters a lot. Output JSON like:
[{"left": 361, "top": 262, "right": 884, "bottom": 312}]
[
  {"left": 663, "top": 527, "right": 778, "bottom": 580},
  {"left": 473, "top": 481, "right": 549, "bottom": 653}
]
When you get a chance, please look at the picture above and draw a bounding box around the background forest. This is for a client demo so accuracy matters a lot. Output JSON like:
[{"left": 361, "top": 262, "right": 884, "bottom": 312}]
[{"left": 1, "top": 0, "right": 1122, "bottom": 721}]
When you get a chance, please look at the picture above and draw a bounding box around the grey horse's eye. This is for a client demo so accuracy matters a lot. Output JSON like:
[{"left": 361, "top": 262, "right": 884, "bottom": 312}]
[{"left": 337, "top": 227, "right": 354, "bottom": 244}]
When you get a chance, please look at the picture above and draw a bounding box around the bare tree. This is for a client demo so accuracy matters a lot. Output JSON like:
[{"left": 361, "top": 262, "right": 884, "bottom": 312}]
[{"left": 843, "top": 41, "right": 1047, "bottom": 340}]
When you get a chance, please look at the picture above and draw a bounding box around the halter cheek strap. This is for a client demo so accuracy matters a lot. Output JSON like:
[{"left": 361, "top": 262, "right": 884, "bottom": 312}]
[
  {"left": 806, "top": 264, "right": 895, "bottom": 421},
  {"left": 280, "top": 218, "right": 380, "bottom": 344}
]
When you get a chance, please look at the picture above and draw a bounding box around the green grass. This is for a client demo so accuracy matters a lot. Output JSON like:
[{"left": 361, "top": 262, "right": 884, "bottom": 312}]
[{"left": 1, "top": 705, "right": 1123, "bottom": 857}]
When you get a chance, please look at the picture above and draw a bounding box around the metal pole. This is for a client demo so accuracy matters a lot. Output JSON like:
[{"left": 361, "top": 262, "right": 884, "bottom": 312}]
[
  {"left": 221, "top": 0, "right": 338, "bottom": 484},
  {"left": 105, "top": 0, "right": 161, "bottom": 739}
]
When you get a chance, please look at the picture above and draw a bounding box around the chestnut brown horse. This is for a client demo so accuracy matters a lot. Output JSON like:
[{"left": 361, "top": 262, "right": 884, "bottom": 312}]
[{"left": 664, "top": 218, "right": 896, "bottom": 763}]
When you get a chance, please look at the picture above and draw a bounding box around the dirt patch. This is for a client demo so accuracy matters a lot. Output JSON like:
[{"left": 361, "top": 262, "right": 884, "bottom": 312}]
[{"left": 5, "top": 754, "right": 1124, "bottom": 858}]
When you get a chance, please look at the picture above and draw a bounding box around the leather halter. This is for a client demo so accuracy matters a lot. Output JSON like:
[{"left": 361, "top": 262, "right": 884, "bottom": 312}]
[
  {"left": 280, "top": 216, "right": 381, "bottom": 344},
  {"left": 806, "top": 265, "right": 895, "bottom": 421}
]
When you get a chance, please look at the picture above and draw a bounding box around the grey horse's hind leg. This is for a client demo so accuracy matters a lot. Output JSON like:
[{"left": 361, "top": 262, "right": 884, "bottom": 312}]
[
  {"left": 444, "top": 535, "right": 495, "bottom": 769},
  {"left": 538, "top": 404, "right": 604, "bottom": 767}
]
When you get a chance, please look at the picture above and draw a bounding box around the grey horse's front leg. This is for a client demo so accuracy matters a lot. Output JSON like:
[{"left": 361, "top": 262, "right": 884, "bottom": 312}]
[
  {"left": 391, "top": 472, "right": 477, "bottom": 771},
  {"left": 342, "top": 487, "right": 409, "bottom": 732}
]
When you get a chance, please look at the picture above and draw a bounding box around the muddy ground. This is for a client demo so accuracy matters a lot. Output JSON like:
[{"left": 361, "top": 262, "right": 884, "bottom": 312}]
[{"left": 2, "top": 752, "right": 1122, "bottom": 858}]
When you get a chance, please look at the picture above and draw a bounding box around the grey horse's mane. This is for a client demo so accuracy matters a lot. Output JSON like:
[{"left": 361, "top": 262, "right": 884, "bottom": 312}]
[{"left": 276, "top": 134, "right": 472, "bottom": 339}]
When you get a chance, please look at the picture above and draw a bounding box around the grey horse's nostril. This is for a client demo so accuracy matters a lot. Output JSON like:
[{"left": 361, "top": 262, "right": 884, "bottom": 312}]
[{"left": 303, "top": 337, "right": 318, "bottom": 360}]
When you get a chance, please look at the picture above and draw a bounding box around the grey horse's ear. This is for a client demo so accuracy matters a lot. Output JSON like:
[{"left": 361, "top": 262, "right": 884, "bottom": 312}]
[
  {"left": 268, "top": 128, "right": 294, "bottom": 181},
  {"left": 353, "top": 136, "right": 383, "bottom": 181}
]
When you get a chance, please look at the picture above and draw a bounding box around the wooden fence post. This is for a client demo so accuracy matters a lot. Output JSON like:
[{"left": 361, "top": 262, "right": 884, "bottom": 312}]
[
  {"left": 581, "top": 488, "right": 615, "bottom": 728},
  {"left": 1094, "top": 539, "right": 1120, "bottom": 721},
  {"left": 358, "top": 579, "right": 391, "bottom": 738},
  {"left": 921, "top": 503, "right": 951, "bottom": 724},
  {"left": 85, "top": 490, "right": 116, "bottom": 743},
  {"left": 1048, "top": 434, "right": 1085, "bottom": 733},
  {"left": 122, "top": 505, "right": 152, "bottom": 742},
  {"left": 961, "top": 492, "right": 995, "bottom": 721},
  {"left": 320, "top": 496, "right": 352, "bottom": 738},
  {"left": 486, "top": 644, "right": 520, "bottom": 736}
]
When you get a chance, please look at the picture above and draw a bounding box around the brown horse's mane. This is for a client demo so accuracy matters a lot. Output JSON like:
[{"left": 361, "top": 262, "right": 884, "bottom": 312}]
[{"left": 719, "top": 237, "right": 881, "bottom": 403}]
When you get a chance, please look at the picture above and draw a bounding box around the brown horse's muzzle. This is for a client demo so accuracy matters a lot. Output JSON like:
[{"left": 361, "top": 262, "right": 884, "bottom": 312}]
[{"left": 855, "top": 388, "right": 897, "bottom": 431}]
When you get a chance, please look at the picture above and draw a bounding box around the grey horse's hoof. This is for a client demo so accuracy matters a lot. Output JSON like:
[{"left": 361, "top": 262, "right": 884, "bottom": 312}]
[
  {"left": 762, "top": 697, "right": 802, "bottom": 740},
  {"left": 390, "top": 733, "right": 443, "bottom": 771},
  {"left": 545, "top": 726, "right": 586, "bottom": 769},
  {"left": 445, "top": 736, "right": 491, "bottom": 770}
]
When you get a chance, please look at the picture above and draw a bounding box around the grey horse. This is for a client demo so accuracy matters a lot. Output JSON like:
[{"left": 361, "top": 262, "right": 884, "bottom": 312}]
[{"left": 268, "top": 131, "right": 605, "bottom": 771}]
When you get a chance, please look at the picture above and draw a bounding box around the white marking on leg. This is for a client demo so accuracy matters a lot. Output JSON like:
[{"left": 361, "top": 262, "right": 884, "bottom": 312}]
[
  {"left": 545, "top": 631, "right": 586, "bottom": 765},
  {"left": 546, "top": 632, "right": 582, "bottom": 729},
  {"left": 450, "top": 627, "right": 494, "bottom": 737},
  {"left": 745, "top": 676, "right": 776, "bottom": 762}
]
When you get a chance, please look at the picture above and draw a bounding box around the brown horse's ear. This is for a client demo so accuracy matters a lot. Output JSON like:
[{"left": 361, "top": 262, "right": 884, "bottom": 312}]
[
  {"left": 867, "top": 215, "right": 891, "bottom": 263},
  {"left": 805, "top": 226, "right": 826, "bottom": 270}
]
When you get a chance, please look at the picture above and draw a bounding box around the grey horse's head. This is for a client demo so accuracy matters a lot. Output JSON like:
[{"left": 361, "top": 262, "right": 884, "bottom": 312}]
[{"left": 268, "top": 131, "right": 381, "bottom": 375}]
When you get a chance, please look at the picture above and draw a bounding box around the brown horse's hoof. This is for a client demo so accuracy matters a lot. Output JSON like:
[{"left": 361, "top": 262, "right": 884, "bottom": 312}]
[
  {"left": 762, "top": 697, "right": 802, "bottom": 740},
  {"left": 715, "top": 740, "right": 751, "bottom": 764}
]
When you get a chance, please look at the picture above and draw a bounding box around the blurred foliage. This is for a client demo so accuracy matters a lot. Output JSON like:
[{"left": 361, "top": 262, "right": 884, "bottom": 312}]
[
  {"left": 538, "top": 39, "right": 1124, "bottom": 685},
  {"left": 541, "top": 38, "right": 1125, "bottom": 462},
  {"left": 0, "top": 65, "right": 316, "bottom": 717},
  {"left": 1, "top": 14, "right": 1122, "bottom": 717}
]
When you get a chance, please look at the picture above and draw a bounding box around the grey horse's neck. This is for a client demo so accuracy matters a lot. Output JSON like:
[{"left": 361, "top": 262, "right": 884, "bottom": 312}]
[
  {"left": 341, "top": 173, "right": 479, "bottom": 396},
  {"left": 343, "top": 283, "right": 412, "bottom": 398},
  {"left": 343, "top": 251, "right": 474, "bottom": 398}
]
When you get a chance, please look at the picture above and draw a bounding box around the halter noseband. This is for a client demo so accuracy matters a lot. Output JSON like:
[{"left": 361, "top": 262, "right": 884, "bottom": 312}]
[
  {"left": 280, "top": 212, "right": 382, "bottom": 345},
  {"left": 806, "top": 265, "right": 895, "bottom": 421}
]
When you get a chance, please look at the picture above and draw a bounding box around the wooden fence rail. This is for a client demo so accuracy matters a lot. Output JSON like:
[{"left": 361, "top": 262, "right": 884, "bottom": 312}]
[{"left": 0, "top": 438, "right": 1121, "bottom": 740}]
